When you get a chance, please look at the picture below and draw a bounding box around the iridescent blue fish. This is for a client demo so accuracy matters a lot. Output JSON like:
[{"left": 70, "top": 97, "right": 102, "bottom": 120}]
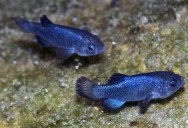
[
  {"left": 76, "top": 71, "right": 185, "bottom": 113},
  {"left": 11, "top": 15, "right": 106, "bottom": 60}
]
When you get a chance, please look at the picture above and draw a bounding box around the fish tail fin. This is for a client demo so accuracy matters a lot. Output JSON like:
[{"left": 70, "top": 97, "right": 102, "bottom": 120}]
[
  {"left": 11, "top": 17, "right": 33, "bottom": 33},
  {"left": 76, "top": 77, "right": 99, "bottom": 100}
]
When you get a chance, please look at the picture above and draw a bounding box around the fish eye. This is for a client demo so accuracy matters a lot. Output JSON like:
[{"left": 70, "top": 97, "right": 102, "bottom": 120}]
[
  {"left": 88, "top": 44, "right": 95, "bottom": 52},
  {"left": 170, "top": 81, "right": 176, "bottom": 87}
]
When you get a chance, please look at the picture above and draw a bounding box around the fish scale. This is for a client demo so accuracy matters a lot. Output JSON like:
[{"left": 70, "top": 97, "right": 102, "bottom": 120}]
[
  {"left": 12, "top": 15, "right": 106, "bottom": 60},
  {"left": 76, "top": 71, "right": 185, "bottom": 113}
]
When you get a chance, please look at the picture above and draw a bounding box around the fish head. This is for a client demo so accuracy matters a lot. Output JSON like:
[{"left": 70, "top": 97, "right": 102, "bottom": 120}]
[
  {"left": 158, "top": 71, "right": 185, "bottom": 98},
  {"left": 76, "top": 34, "right": 106, "bottom": 56}
]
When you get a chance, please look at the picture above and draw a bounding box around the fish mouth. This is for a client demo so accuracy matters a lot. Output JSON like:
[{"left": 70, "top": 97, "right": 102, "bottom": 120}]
[
  {"left": 98, "top": 45, "right": 106, "bottom": 54},
  {"left": 102, "top": 45, "right": 106, "bottom": 52},
  {"left": 180, "top": 76, "right": 185, "bottom": 86}
]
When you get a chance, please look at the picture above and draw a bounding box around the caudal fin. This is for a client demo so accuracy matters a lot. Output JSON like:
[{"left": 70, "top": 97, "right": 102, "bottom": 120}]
[
  {"left": 11, "top": 17, "right": 33, "bottom": 32},
  {"left": 76, "top": 77, "right": 99, "bottom": 100}
]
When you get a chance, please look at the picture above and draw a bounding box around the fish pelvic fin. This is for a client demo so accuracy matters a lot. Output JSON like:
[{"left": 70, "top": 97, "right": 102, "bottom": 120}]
[
  {"left": 139, "top": 93, "right": 154, "bottom": 114},
  {"left": 11, "top": 17, "right": 33, "bottom": 33},
  {"left": 40, "top": 15, "right": 53, "bottom": 26},
  {"left": 35, "top": 36, "right": 50, "bottom": 48},
  {"left": 76, "top": 77, "right": 99, "bottom": 100}
]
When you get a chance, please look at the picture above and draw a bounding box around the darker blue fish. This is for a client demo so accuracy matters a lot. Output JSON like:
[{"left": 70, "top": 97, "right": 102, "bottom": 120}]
[
  {"left": 110, "top": 0, "right": 119, "bottom": 7},
  {"left": 76, "top": 71, "right": 185, "bottom": 113},
  {"left": 11, "top": 15, "right": 106, "bottom": 60}
]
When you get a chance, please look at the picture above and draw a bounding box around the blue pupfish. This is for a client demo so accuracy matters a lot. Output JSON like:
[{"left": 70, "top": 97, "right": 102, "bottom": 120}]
[
  {"left": 76, "top": 71, "right": 185, "bottom": 113},
  {"left": 11, "top": 15, "right": 106, "bottom": 60}
]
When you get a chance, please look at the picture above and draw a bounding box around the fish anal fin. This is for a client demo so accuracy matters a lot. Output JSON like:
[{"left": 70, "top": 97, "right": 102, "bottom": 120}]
[
  {"left": 56, "top": 48, "right": 74, "bottom": 60},
  {"left": 40, "top": 15, "right": 53, "bottom": 26},
  {"left": 108, "top": 73, "right": 128, "bottom": 84},
  {"left": 101, "top": 99, "right": 126, "bottom": 110},
  {"left": 35, "top": 36, "right": 50, "bottom": 48},
  {"left": 139, "top": 94, "right": 154, "bottom": 114}
]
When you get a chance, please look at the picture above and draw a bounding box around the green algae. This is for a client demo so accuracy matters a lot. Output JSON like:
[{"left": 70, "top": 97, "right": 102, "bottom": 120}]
[{"left": 0, "top": 0, "right": 188, "bottom": 128}]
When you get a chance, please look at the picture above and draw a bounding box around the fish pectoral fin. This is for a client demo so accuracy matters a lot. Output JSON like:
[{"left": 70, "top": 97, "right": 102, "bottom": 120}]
[
  {"left": 101, "top": 99, "right": 126, "bottom": 110},
  {"left": 139, "top": 94, "right": 154, "bottom": 113},
  {"left": 108, "top": 73, "right": 128, "bottom": 84},
  {"left": 35, "top": 36, "right": 50, "bottom": 48},
  {"left": 40, "top": 15, "right": 53, "bottom": 26},
  {"left": 56, "top": 48, "right": 74, "bottom": 60}
]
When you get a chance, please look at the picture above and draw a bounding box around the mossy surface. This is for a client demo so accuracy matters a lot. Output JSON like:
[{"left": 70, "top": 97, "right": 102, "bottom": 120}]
[{"left": 0, "top": 0, "right": 188, "bottom": 127}]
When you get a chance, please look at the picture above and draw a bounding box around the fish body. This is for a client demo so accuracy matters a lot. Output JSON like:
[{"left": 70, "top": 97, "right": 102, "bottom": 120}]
[
  {"left": 12, "top": 15, "right": 106, "bottom": 60},
  {"left": 76, "top": 71, "right": 185, "bottom": 112},
  {"left": 110, "top": 0, "right": 119, "bottom": 7}
]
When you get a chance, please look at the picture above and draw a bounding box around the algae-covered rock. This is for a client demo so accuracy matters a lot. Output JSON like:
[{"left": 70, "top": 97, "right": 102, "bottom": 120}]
[{"left": 0, "top": 0, "right": 188, "bottom": 127}]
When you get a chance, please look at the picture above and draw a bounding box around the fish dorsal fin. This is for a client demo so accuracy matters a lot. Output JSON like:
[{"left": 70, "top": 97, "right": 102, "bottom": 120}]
[
  {"left": 107, "top": 73, "right": 128, "bottom": 84},
  {"left": 40, "top": 15, "right": 53, "bottom": 26}
]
